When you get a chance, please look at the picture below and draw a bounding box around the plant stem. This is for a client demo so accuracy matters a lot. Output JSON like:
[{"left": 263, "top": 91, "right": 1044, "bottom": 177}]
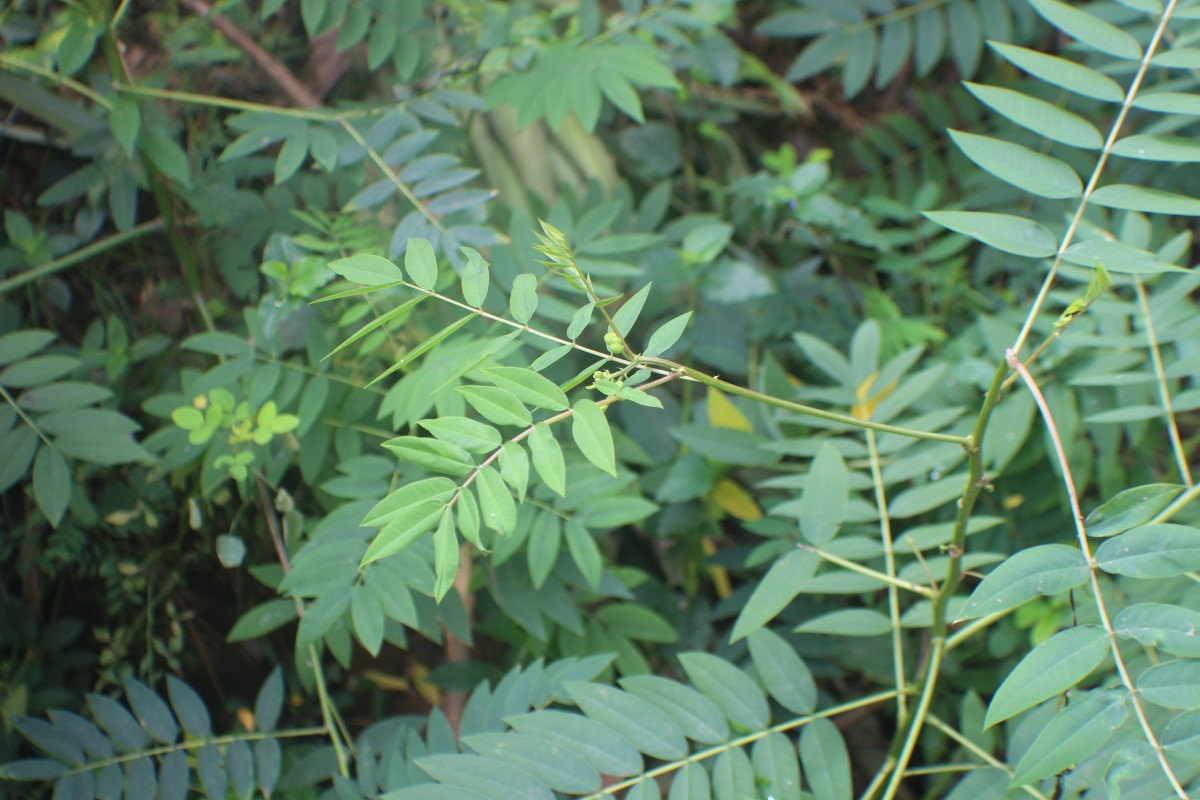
[
  {"left": 0, "top": 219, "right": 164, "bottom": 296},
  {"left": 799, "top": 543, "right": 936, "bottom": 598},
  {"left": 869, "top": 359, "right": 1010, "bottom": 800}
]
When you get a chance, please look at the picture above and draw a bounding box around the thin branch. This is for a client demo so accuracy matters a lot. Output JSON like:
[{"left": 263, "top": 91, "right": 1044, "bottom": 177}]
[
  {"left": 1007, "top": 349, "right": 1187, "bottom": 800},
  {"left": 178, "top": 0, "right": 321, "bottom": 109},
  {"left": 799, "top": 544, "right": 936, "bottom": 599},
  {"left": 1010, "top": 0, "right": 1182, "bottom": 357},
  {"left": 0, "top": 219, "right": 164, "bottom": 296},
  {"left": 867, "top": 428, "right": 909, "bottom": 720}
]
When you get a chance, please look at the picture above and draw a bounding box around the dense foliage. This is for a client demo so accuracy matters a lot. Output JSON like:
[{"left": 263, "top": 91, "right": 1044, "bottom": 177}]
[{"left": 3, "top": 0, "right": 1200, "bottom": 798}]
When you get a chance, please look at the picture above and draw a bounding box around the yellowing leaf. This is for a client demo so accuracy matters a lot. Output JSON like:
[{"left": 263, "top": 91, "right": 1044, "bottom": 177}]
[
  {"left": 361, "top": 669, "right": 411, "bottom": 692},
  {"left": 411, "top": 661, "right": 442, "bottom": 706},
  {"left": 235, "top": 707, "right": 255, "bottom": 733},
  {"left": 707, "top": 387, "right": 753, "bottom": 432},
  {"left": 712, "top": 479, "right": 762, "bottom": 521},
  {"left": 702, "top": 535, "right": 733, "bottom": 599},
  {"left": 851, "top": 374, "right": 896, "bottom": 420}
]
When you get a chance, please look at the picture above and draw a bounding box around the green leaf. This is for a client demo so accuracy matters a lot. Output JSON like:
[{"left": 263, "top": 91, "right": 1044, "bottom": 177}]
[
  {"left": 351, "top": 583, "right": 385, "bottom": 655},
  {"left": 0, "top": 355, "right": 80, "bottom": 388},
  {"left": 1010, "top": 690, "right": 1129, "bottom": 787},
  {"left": 795, "top": 608, "right": 892, "bottom": 636},
  {"left": 166, "top": 676, "right": 211, "bottom": 737},
  {"left": 1111, "top": 135, "right": 1200, "bottom": 163},
  {"left": 498, "top": 441, "right": 529, "bottom": 501},
  {"left": 432, "top": 511, "right": 458, "bottom": 602},
  {"left": 418, "top": 417, "right": 502, "bottom": 454},
  {"left": 619, "top": 676, "right": 730, "bottom": 745},
  {"left": 924, "top": 211, "right": 1057, "bottom": 258},
  {"left": 296, "top": 585, "right": 352, "bottom": 647},
  {"left": 568, "top": 302, "right": 594, "bottom": 340},
  {"left": 989, "top": 42, "right": 1124, "bottom": 102},
  {"left": 528, "top": 423, "right": 566, "bottom": 496},
  {"left": 509, "top": 274, "right": 539, "bottom": 324},
  {"left": 800, "top": 719, "right": 852, "bottom": 800},
  {"left": 475, "top": 465, "right": 516, "bottom": 535},
  {"left": 417, "top": 754, "right": 554, "bottom": 800},
  {"left": 963, "top": 84, "right": 1103, "bottom": 149},
  {"left": 1027, "top": 0, "right": 1142, "bottom": 60},
  {"left": 382, "top": 436, "right": 475, "bottom": 477},
  {"left": 460, "top": 247, "right": 489, "bottom": 307},
  {"left": 0, "top": 329, "right": 54, "bottom": 366},
  {"left": 957, "top": 544, "right": 1089, "bottom": 620},
  {"left": 1095, "top": 524, "right": 1200, "bottom": 578},
  {"left": 751, "top": 732, "right": 801, "bottom": 800},
  {"left": 14, "top": 718, "right": 83, "bottom": 765},
  {"left": 328, "top": 254, "right": 404, "bottom": 286},
  {"left": 572, "top": 399, "right": 616, "bottom": 476},
  {"left": 949, "top": 130, "right": 1082, "bottom": 199},
  {"left": 142, "top": 127, "right": 193, "bottom": 188},
  {"left": 274, "top": 129, "right": 309, "bottom": 184},
  {"left": 596, "top": 603, "right": 678, "bottom": 643},
  {"left": 565, "top": 682, "right": 687, "bottom": 760},
  {"left": 362, "top": 477, "right": 456, "bottom": 526},
  {"left": 482, "top": 367, "right": 569, "bottom": 411},
  {"left": 565, "top": 520, "right": 603, "bottom": 589},
  {"left": 667, "top": 762, "right": 708, "bottom": 800},
  {"left": 227, "top": 599, "right": 298, "bottom": 642},
  {"left": 254, "top": 668, "right": 283, "bottom": 732},
  {"left": 1114, "top": 603, "right": 1200, "bottom": 657},
  {"left": 1090, "top": 185, "right": 1200, "bottom": 216},
  {"left": 405, "top": 238, "right": 439, "bottom": 290},
  {"left": 1136, "top": 660, "right": 1200, "bottom": 710},
  {"left": 462, "top": 732, "right": 600, "bottom": 794},
  {"left": 888, "top": 473, "right": 966, "bottom": 518},
  {"left": 16, "top": 381, "right": 110, "bottom": 412},
  {"left": 456, "top": 486, "right": 483, "bottom": 550},
  {"left": 527, "top": 513, "right": 561, "bottom": 589},
  {"left": 611, "top": 283, "right": 653, "bottom": 337},
  {"left": 800, "top": 443, "right": 848, "bottom": 545},
  {"left": 123, "top": 677, "right": 179, "bottom": 744},
  {"left": 361, "top": 501, "right": 445, "bottom": 565},
  {"left": 730, "top": 550, "right": 819, "bottom": 641},
  {"left": 32, "top": 446, "right": 70, "bottom": 528},
  {"left": 643, "top": 311, "right": 691, "bottom": 359},
  {"left": 712, "top": 747, "right": 755, "bottom": 800},
  {"left": 678, "top": 653, "right": 769, "bottom": 731},
  {"left": 1084, "top": 482, "right": 1185, "bottom": 537},
  {"left": 55, "top": 432, "right": 151, "bottom": 466},
  {"left": 747, "top": 629, "right": 816, "bottom": 714},
  {"left": 507, "top": 711, "right": 643, "bottom": 777},
  {"left": 984, "top": 625, "right": 1109, "bottom": 728},
  {"left": 458, "top": 385, "right": 532, "bottom": 427}
]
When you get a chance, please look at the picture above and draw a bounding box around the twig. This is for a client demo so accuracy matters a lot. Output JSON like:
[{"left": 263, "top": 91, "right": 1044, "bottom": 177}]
[{"left": 177, "top": 0, "right": 321, "bottom": 109}]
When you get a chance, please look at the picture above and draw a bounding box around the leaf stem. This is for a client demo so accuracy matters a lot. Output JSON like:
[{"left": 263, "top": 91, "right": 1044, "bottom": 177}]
[
  {"left": 0, "top": 219, "right": 164, "bottom": 296},
  {"left": 1135, "top": 277, "right": 1193, "bottom": 487},
  {"left": 924, "top": 714, "right": 1051, "bottom": 800},
  {"left": 799, "top": 543, "right": 936, "bottom": 599},
  {"left": 585, "top": 690, "right": 898, "bottom": 799},
  {"left": 1007, "top": 349, "right": 1186, "bottom": 799}
]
